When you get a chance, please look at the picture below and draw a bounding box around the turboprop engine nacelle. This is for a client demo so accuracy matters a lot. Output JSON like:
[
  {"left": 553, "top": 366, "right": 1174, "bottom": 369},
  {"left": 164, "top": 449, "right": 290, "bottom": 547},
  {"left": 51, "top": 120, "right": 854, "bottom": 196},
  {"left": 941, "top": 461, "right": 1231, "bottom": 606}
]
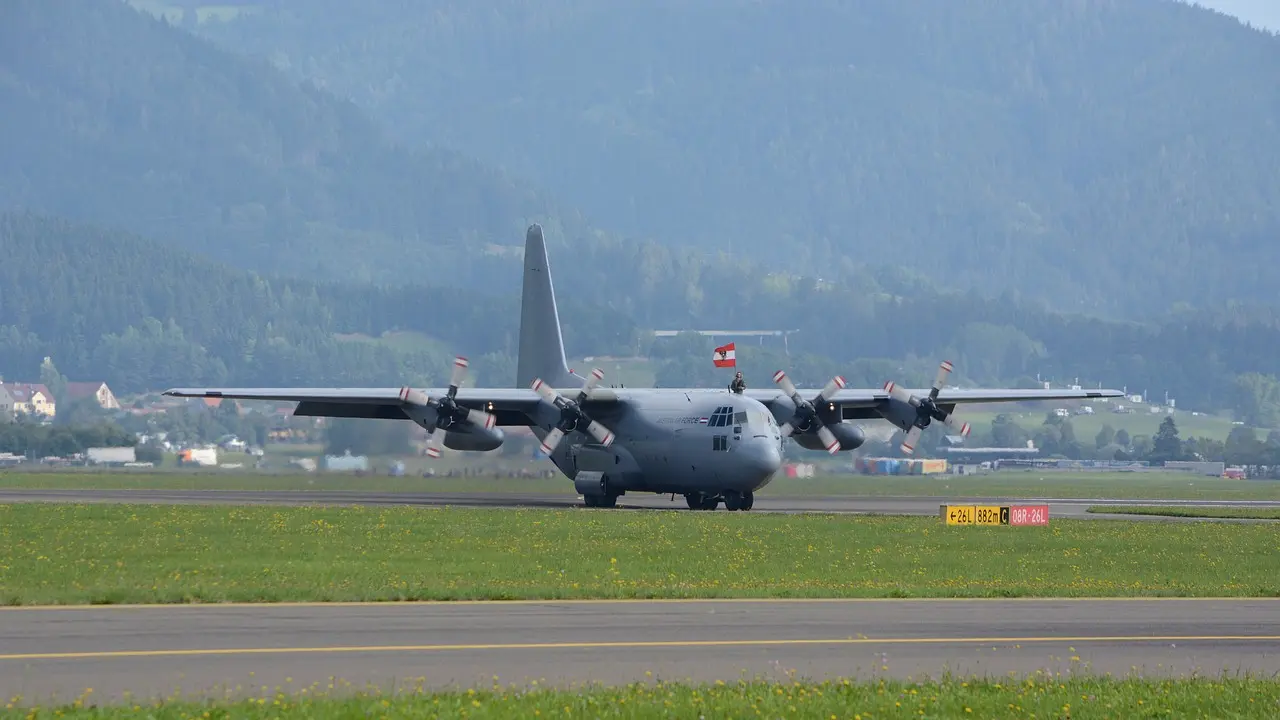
[
  {"left": 790, "top": 422, "right": 865, "bottom": 452},
  {"left": 441, "top": 424, "right": 504, "bottom": 452},
  {"left": 397, "top": 356, "right": 507, "bottom": 459},
  {"left": 877, "top": 360, "right": 973, "bottom": 454},
  {"left": 402, "top": 404, "right": 505, "bottom": 453},
  {"left": 876, "top": 396, "right": 921, "bottom": 433}
]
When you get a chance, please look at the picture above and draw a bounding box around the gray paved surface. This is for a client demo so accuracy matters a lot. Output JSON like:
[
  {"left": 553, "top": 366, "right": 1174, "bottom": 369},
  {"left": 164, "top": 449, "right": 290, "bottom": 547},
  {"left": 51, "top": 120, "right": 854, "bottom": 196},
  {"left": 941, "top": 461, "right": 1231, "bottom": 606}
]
[
  {"left": 2, "top": 599, "right": 1278, "bottom": 704},
  {"left": 2, "top": 487, "right": 1279, "bottom": 521}
]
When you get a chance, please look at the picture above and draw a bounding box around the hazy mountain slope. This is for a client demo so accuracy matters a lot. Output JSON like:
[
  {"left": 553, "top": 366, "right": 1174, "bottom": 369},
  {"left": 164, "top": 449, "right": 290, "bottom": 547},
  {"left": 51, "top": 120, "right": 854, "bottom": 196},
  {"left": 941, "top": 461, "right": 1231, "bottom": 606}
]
[
  {"left": 3, "top": 0, "right": 919, "bottom": 330},
  {"left": 0, "top": 0, "right": 598, "bottom": 288},
  {"left": 193, "top": 0, "right": 1280, "bottom": 316}
]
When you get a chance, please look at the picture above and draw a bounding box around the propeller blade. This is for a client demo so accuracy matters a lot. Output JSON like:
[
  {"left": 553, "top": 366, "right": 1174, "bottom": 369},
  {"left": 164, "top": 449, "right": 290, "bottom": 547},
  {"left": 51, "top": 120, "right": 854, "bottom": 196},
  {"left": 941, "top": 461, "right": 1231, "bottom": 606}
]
[
  {"left": 778, "top": 422, "right": 795, "bottom": 438},
  {"left": 900, "top": 425, "right": 923, "bottom": 455},
  {"left": 399, "top": 386, "right": 431, "bottom": 407},
  {"left": 449, "top": 356, "right": 469, "bottom": 393},
  {"left": 466, "top": 407, "right": 496, "bottom": 430},
  {"left": 816, "top": 425, "right": 840, "bottom": 454},
  {"left": 585, "top": 420, "right": 615, "bottom": 447},
  {"left": 943, "top": 414, "right": 971, "bottom": 437},
  {"left": 425, "top": 426, "right": 447, "bottom": 459},
  {"left": 580, "top": 367, "right": 605, "bottom": 396},
  {"left": 538, "top": 427, "right": 565, "bottom": 456},
  {"left": 530, "top": 378, "right": 560, "bottom": 404},
  {"left": 817, "top": 376, "right": 846, "bottom": 403},
  {"left": 883, "top": 381, "right": 917, "bottom": 406},
  {"left": 771, "top": 369, "right": 799, "bottom": 397},
  {"left": 930, "top": 360, "right": 952, "bottom": 399}
]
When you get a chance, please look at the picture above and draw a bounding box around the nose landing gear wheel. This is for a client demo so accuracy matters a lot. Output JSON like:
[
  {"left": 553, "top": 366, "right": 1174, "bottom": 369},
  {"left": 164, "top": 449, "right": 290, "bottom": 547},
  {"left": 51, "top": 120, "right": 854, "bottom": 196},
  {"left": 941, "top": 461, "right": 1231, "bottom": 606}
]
[{"left": 723, "top": 490, "right": 754, "bottom": 511}]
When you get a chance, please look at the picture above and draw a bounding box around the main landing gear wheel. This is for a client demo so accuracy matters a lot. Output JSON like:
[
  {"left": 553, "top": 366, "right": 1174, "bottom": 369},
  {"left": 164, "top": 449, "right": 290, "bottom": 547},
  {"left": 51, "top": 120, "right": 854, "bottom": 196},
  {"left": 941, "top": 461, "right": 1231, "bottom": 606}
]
[
  {"left": 583, "top": 493, "right": 619, "bottom": 508},
  {"left": 684, "top": 492, "right": 720, "bottom": 510},
  {"left": 724, "top": 490, "right": 754, "bottom": 511}
]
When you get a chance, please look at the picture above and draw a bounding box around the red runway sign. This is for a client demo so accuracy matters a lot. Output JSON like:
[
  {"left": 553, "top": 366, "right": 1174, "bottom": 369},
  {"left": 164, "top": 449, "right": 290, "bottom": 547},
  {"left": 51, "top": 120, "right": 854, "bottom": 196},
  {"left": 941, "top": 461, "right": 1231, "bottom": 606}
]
[{"left": 1008, "top": 504, "right": 1050, "bottom": 526}]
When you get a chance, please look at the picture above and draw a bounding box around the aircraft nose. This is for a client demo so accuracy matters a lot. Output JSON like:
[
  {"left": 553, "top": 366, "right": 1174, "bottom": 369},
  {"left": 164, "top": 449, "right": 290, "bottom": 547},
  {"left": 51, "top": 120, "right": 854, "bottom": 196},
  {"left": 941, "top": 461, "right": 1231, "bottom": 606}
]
[{"left": 743, "top": 439, "right": 783, "bottom": 477}]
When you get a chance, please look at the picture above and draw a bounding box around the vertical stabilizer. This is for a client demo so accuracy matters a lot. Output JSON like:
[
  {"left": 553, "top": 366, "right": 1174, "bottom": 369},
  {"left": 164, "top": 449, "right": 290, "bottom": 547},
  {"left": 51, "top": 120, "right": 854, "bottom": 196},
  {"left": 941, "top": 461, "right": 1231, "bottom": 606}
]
[{"left": 517, "top": 224, "right": 577, "bottom": 389}]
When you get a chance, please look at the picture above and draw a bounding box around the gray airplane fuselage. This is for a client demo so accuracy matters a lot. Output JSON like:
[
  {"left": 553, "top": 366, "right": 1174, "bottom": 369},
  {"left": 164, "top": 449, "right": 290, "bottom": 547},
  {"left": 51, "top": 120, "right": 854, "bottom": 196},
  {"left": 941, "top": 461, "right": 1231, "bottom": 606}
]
[{"left": 539, "top": 390, "right": 784, "bottom": 495}]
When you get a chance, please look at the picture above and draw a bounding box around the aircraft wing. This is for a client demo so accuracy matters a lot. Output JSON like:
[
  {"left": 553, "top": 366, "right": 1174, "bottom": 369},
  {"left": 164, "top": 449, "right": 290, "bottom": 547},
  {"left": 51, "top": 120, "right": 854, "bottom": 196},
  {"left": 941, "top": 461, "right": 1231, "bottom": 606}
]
[
  {"left": 744, "top": 386, "right": 1124, "bottom": 413},
  {"left": 162, "top": 387, "right": 555, "bottom": 426},
  {"left": 164, "top": 384, "right": 1122, "bottom": 425}
]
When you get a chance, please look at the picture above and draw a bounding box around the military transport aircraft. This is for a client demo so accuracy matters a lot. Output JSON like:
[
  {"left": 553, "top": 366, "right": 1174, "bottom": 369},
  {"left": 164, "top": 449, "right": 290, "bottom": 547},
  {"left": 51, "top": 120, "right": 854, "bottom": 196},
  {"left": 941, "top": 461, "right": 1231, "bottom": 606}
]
[{"left": 165, "top": 224, "right": 1123, "bottom": 511}]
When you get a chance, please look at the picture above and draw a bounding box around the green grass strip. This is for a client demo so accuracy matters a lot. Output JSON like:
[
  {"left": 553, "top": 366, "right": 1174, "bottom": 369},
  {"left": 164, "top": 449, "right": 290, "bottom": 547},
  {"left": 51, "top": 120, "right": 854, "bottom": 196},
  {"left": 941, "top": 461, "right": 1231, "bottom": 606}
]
[
  {"left": 1086, "top": 505, "right": 1280, "bottom": 520},
  {"left": 4, "top": 469, "right": 1280, "bottom": 500},
  {"left": 5, "top": 677, "right": 1280, "bottom": 718},
  {"left": 2, "top": 504, "right": 1278, "bottom": 605}
]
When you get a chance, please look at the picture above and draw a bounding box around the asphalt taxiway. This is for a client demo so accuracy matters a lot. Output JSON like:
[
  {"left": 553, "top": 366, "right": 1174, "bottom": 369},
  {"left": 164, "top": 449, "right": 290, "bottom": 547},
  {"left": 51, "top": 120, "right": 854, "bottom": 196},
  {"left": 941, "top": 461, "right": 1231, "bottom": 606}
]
[
  {"left": 1, "top": 487, "right": 1279, "bottom": 521},
  {"left": 2, "top": 598, "right": 1278, "bottom": 703}
]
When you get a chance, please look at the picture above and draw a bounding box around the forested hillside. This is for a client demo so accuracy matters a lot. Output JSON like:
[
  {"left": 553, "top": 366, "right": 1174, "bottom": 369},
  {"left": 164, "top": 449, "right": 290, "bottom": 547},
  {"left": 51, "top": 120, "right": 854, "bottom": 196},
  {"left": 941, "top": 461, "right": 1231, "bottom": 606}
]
[
  {"left": 0, "top": 213, "right": 636, "bottom": 392},
  {"left": 4, "top": 212, "right": 1278, "bottom": 430},
  {"left": 192, "top": 0, "right": 1280, "bottom": 316}
]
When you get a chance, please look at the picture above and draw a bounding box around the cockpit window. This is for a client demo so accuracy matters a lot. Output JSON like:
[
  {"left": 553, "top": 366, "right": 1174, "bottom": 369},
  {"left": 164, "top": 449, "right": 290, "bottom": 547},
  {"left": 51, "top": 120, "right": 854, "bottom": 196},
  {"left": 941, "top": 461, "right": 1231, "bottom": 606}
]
[{"left": 710, "top": 406, "right": 775, "bottom": 428}]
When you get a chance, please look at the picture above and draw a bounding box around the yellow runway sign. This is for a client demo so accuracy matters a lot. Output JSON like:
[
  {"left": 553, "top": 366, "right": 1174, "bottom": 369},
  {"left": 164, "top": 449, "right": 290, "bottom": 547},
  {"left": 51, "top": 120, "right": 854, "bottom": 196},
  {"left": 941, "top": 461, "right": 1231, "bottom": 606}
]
[
  {"left": 942, "top": 505, "right": 975, "bottom": 525},
  {"left": 975, "top": 506, "right": 1006, "bottom": 525}
]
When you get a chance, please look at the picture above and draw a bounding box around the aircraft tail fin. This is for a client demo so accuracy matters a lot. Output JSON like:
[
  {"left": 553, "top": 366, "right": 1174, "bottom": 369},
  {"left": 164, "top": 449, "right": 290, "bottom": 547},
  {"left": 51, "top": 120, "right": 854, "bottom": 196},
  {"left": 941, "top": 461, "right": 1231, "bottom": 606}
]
[{"left": 517, "top": 224, "right": 578, "bottom": 390}]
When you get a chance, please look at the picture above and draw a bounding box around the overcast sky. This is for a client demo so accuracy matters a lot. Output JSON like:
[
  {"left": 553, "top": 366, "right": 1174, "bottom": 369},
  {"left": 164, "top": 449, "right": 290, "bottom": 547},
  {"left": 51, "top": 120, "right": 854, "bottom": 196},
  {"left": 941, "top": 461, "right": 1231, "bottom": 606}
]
[{"left": 1181, "top": 0, "right": 1280, "bottom": 31}]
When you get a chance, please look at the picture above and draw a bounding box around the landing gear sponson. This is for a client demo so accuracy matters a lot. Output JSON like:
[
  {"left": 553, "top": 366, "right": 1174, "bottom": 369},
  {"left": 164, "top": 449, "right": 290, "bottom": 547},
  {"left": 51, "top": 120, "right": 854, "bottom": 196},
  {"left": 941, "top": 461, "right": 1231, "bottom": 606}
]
[
  {"left": 575, "top": 472, "right": 755, "bottom": 511},
  {"left": 684, "top": 490, "right": 754, "bottom": 511}
]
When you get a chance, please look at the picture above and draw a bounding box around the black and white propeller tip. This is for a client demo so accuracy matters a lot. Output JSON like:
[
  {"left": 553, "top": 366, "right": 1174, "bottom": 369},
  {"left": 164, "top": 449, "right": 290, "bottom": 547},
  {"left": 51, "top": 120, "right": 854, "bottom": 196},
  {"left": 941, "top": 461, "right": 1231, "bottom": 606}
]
[
  {"left": 531, "top": 369, "right": 615, "bottom": 455},
  {"left": 771, "top": 370, "right": 847, "bottom": 454},
  {"left": 883, "top": 360, "right": 971, "bottom": 455}
]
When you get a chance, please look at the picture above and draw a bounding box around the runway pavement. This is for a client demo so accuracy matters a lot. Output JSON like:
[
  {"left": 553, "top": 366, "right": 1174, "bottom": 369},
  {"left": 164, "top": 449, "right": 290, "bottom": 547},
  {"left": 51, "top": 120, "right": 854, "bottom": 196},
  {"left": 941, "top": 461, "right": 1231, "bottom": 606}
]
[
  {"left": 2, "top": 598, "right": 1278, "bottom": 704},
  {"left": 1, "top": 487, "right": 1279, "bottom": 521}
]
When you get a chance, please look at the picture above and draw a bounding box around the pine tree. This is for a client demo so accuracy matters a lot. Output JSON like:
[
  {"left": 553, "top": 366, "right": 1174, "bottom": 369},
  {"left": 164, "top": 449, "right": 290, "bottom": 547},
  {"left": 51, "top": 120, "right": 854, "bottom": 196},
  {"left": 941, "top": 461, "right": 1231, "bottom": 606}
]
[{"left": 1150, "top": 415, "right": 1183, "bottom": 464}]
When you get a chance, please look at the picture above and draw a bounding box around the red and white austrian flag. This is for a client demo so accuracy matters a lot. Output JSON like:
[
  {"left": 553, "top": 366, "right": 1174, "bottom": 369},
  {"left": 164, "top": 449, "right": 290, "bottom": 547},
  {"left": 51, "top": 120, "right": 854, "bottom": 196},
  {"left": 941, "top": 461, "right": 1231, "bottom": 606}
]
[{"left": 713, "top": 342, "right": 736, "bottom": 367}]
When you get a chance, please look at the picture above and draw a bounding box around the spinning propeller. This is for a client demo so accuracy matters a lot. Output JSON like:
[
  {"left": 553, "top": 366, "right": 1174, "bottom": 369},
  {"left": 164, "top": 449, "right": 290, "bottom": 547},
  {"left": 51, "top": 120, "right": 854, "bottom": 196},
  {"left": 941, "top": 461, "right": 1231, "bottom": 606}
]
[
  {"left": 398, "top": 356, "right": 496, "bottom": 459},
  {"left": 883, "top": 360, "right": 971, "bottom": 454},
  {"left": 530, "top": 368, "right": 615, "bottom": 455},
  {"left": 771, "top": 370, "right": 847, "bottom": 454}
]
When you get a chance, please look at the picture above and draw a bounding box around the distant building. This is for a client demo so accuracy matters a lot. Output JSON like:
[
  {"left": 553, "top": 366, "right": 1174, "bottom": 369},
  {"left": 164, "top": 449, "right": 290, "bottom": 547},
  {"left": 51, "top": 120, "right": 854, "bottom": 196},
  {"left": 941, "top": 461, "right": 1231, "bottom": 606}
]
[
  {"left": 86, "top": 447, "right": 136, "bottom": 466},
  {"left": 64, "top": 381, "right": 120, "bottom": 410},
  {"left": 323, "top": 451, "right": 369, "bottom": 472},
  {"left": 0, "top": 385, "right": 13, "bottom": 422},
  {"left": 1164, "top": 460, "right": 1227, "bottom": 477},
  {"left": 2, "top": 383, "right": 55, "bottom": 418},
  {"left": 939, "top": 446, "right": 1041, "bottom": 475}
]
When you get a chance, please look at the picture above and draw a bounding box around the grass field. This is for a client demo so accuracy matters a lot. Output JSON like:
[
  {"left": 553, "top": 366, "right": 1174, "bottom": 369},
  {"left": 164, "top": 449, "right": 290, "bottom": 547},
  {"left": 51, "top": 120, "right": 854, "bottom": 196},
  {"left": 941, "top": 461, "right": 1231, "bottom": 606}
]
[
  {"left": 1087, "top": 505, "right": 1280, "bottom": 521},
  {"left": 6, "top": 676, "right": 1280, "bottom": 717},
  {"left": 3, "top": 469, "right": 1278, "bottom": 500},
  {"left": 2, "top": 504, "right": 1277, "bottom": 605}
]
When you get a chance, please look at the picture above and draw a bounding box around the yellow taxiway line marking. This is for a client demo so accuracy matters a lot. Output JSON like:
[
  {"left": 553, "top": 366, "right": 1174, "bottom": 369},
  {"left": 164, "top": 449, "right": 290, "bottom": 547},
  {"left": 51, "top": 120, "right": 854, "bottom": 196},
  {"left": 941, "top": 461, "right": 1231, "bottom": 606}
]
[
  {"left": 3, "top": 636, "right": 1279, "bottom": 662},
  {"left": 0, "top": 591, "right": 1274, "bottom": 607}
]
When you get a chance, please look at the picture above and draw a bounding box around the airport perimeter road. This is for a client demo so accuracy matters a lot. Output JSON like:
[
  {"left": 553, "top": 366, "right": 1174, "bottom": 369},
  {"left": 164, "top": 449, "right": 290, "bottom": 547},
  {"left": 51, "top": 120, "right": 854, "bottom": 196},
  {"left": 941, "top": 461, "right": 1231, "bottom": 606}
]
[
  {"left": 3, "top": 487, "right": 1280, "bottom": 520},
  {"left": 2, "top": 598, "right": 1279, "bottom": 703}
]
